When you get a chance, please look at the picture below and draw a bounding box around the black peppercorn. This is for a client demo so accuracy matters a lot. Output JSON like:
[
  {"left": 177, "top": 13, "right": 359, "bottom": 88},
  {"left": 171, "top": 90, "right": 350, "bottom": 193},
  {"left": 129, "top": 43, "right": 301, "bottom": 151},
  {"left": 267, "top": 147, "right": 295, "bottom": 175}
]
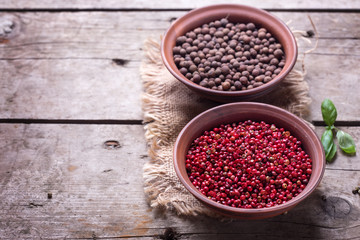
[
  {"left": 172, "top": 19, "right": 285, "bottom": 91},
  {"left": 221, "top": 81, "right": 231, "bottom": 90},
  {"left": 193, "top": 74, "right": 201, "bottom": 83}
]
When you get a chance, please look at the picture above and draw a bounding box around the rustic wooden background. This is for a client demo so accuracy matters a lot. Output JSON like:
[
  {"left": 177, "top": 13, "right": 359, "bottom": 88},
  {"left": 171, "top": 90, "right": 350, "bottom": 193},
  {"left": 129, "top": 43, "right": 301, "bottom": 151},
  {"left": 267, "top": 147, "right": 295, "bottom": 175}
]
[{"left": 0, "top": 1, "right": 359, "bottom": 239}]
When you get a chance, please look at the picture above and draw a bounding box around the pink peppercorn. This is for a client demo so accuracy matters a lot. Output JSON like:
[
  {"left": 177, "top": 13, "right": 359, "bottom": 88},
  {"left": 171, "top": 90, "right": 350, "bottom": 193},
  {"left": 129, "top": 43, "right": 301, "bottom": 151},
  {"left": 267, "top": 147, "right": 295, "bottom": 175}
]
[{"left": 186, "top": 120, "right": 312, "bottom": 209}]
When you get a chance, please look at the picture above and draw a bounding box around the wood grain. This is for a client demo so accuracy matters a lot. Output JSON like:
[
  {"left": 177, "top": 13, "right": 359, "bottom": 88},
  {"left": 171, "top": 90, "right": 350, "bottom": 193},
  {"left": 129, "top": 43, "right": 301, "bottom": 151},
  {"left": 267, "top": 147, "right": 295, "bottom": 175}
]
[
  {"left": 0, "top": 124, "right": 359, "bottom": 239},
  {"left": 0, "top": 1, "right": 359, "bottom": 239},
  {"left": 1, "top": 0, "right": 359, "bottom": 10},
  {"left": 0, "top": 11, "right": 359, "bottom": 121}
]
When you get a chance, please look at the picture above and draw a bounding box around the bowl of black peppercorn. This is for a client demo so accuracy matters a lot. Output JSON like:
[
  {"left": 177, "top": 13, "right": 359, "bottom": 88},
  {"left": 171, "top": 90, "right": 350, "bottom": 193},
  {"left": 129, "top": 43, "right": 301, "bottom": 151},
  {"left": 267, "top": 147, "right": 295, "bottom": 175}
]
[{"left": 161, "top": 4, "right": 298, "bottom": 102}]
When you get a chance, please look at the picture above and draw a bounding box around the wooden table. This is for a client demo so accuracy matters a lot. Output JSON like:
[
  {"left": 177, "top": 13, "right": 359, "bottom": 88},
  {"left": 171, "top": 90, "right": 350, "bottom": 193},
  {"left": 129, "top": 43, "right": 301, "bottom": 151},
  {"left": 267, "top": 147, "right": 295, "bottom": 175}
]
[{"left": 1, "top": 1, "right": 359, "bottom": 239}]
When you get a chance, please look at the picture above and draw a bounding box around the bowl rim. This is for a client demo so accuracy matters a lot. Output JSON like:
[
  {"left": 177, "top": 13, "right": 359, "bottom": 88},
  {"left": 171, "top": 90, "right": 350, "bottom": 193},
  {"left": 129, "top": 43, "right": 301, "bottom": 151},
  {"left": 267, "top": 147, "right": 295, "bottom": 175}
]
[
  {"left": 161, "top": 3, "right": 298, "bottom": 98},
  {"left": 173, "top": 102, "right": 325, "bottom": 214}
]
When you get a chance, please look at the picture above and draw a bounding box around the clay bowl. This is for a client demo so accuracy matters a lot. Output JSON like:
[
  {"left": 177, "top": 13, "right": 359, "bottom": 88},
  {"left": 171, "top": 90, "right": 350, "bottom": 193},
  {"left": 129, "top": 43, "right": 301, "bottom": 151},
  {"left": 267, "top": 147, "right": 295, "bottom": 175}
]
[
  {"left": 173, "top": 102, "right": 325, "bottom": 219},
  {"left": 161, "top": 4, "right": 297, "bottom": 102}
]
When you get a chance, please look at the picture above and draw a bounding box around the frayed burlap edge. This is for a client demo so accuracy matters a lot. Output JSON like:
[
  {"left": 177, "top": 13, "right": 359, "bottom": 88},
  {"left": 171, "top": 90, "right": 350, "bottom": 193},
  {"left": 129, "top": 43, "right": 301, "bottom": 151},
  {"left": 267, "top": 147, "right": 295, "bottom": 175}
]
[
  {"left": 141, "top": 38, "right": 216, "bottom": 216},
  {"left": 141, "top": 32, "right": 314, "bottom": 217}
]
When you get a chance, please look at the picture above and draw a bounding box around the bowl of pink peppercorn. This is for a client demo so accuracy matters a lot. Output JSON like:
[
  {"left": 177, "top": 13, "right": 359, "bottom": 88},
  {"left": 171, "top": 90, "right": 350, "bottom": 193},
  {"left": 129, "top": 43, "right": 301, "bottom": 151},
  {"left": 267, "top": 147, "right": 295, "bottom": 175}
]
[{"left": 173, "top": 102, "right": 325, "bottom": 219}]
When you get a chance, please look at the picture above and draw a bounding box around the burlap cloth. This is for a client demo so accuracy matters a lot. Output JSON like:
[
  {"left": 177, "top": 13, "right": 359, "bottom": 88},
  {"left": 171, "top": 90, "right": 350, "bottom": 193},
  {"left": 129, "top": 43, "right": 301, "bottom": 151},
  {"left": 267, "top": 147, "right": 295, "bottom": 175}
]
[{"left": 141, "top": 29, "right": 315, "bottom": 217}]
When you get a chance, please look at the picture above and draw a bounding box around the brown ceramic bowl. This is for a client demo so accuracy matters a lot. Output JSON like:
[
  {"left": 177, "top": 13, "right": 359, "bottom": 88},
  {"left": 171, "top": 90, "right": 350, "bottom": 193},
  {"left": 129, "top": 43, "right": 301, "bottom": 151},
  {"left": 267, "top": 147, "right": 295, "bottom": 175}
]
[
  {"left": 173, "top": 103, "right": 325, "bottom": 219},
  {"left": 161, "top": 4, "right": 297, "bottom": 102}
]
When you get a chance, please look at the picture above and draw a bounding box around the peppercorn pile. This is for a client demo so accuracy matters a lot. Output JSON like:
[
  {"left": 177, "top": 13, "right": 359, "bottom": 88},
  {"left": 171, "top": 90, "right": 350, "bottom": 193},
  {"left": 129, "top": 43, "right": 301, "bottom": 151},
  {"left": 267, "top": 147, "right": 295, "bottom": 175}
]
[
  {"left": 352, "top": 187, "right": 360, "bottom": 195},
  {"left": 186, "top": 120, "right": 312, "bottom": 209},
  {"left": 173, "top": 18, "right": 285, "bottom": 91}
]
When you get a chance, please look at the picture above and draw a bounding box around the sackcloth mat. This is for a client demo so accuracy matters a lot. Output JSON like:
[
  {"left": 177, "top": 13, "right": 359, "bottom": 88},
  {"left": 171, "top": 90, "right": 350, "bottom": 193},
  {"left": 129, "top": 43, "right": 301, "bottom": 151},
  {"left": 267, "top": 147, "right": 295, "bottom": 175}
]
[{"left": 141, "top": 27, "right": 316, "bottom": 217}]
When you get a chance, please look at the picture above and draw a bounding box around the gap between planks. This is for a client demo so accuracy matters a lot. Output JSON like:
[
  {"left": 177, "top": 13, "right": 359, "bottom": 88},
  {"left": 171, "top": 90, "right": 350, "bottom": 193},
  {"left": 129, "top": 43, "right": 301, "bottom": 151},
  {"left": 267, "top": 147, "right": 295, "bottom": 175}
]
[
  {"left": 0, "top": 8, "right": 360, "bottom": 13},
  {"left": 0, "top": 118, "right": 143, "bottom": 125},
  {"left": 1, "top": 119, "right": 360, "bottom": 127}
]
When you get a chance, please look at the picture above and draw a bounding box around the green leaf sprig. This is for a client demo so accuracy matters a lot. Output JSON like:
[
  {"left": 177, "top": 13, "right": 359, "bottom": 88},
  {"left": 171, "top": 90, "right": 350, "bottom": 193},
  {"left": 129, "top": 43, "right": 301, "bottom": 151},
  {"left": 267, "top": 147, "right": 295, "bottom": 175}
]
[{"left": 321, "top": 99, "right": 356, "bottom": 162}]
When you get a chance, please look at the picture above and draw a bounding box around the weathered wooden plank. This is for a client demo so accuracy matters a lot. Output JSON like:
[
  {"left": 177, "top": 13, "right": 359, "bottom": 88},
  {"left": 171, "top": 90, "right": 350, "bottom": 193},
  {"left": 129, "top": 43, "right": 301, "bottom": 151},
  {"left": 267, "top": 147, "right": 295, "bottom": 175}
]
[
  {"left": 0, "top": 124, "right": 359, "bottom": 239},
  {"left": 1, "top": 52, "right": 359, "bottom": 122},
  {"left": 1, "top": 55, "right": 358, "bottom": 122},
  {"left": 0, "top": 59, "right": 143, "bottom": 120},
  {"left": 0, "top": 12, "right": 359, "bottom": 121},
  {"left": 0, "top": 124, "right": 151, "bottom": 239},
  {"left": 1, "top": 12, "right": 359, "bottom": 57},
  {"left": 0, "top": 0, "right": 359, "bottom": 10},
  {"left": 308, "top": 54, "right": 360, "bottom": 123}
]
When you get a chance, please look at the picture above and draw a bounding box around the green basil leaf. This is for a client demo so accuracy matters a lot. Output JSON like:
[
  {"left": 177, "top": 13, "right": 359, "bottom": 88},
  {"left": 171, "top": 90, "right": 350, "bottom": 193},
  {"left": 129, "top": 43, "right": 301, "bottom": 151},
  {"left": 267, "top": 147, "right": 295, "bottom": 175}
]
[
  {"left": 321, "top": 99, "right": 337, "bottom": 127},
  {"left": 327, "top": 142, "right": 337, "bottom": 163},
  {"left": 321, "top": 129, "right": 337, "bottom": 162},
  {"left": 336, "top": 130, "right": 356, "bottom": 154}
]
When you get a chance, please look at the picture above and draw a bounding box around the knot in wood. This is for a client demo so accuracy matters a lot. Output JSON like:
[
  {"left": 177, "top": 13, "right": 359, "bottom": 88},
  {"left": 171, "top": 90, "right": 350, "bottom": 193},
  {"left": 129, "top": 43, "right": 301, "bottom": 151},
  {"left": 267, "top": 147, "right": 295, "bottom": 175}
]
[
  {"left": 103, "top": 140, "right": 121, "bottom": 150},
  {"left": 0, "top": 19, "right": 14, "bottom": 37},
  {"left": 321, "top": 196, "right": 352, "bottom": 219},
  {"left": 0, "top": 14, "right": 21, "bottom": 41}
]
